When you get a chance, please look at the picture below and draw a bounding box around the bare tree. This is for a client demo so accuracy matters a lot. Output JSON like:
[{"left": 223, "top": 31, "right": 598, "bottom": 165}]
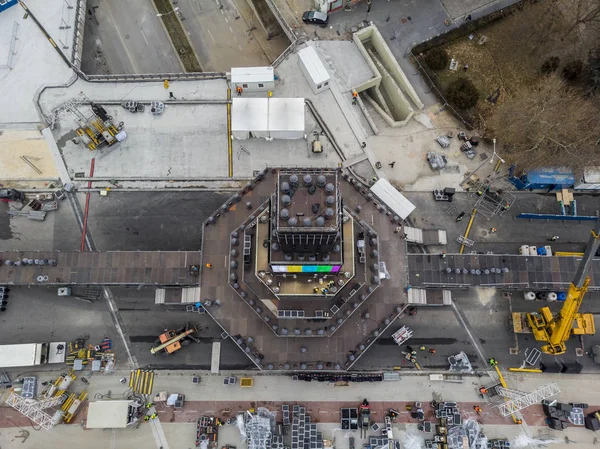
[
  {"left": 563, "top": 0, "right": 600, "bottom": 36},
  {"left": 487, "top": 74, "right": 600, "bottom": 171}
]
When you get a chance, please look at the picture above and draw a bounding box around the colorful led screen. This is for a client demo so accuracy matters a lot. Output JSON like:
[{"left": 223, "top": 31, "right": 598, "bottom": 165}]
[{"left": 272, "top": 265, "right": 342, "bottom": 273}]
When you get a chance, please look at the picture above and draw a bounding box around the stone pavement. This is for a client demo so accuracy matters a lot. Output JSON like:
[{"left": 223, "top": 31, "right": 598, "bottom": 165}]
[{"left": 1, "top": 370, "right": 599, "bottom": 448}]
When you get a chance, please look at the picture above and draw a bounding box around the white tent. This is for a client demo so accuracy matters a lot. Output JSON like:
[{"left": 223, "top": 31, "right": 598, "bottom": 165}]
[
  {"left": 86, "top": 400, "right": 132, "bottom": 429},
  {"left": 231, "top": 98, "right": 269, "bottom": 139},
  {"left": 231, "top": 98, "right": 305, "bottom": 140},
  {"left": 370, "top": 179, "right": 416, "bottom": 220},
  {"left": 267, "top": 98, "right": 305, "bottom": 140}
]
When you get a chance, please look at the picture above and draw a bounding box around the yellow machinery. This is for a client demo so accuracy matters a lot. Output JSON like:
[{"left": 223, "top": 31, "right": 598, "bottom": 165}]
[
  {"left": 150, "top": 324, "right": 199, "bottom": 355},
  {"left": 62, "top": 390, "right": 88, "bottom": 423},
  {"left": 492, "top": 363, "right": 522, "bottom": 425},
  {"left": 526, "top": 219, "right": 600, "bottom": 355}
]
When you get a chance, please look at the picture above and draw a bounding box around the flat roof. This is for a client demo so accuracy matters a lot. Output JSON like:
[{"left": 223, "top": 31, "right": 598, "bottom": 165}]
[
  {"left": 0, "top": 343, "right": 38, "bottom": 368},
  {"left": 86, "top": 400, "right": 131, "bottom": 429},
  {"left": 277, "top": 171, "right": 339, "bottom": 230},
  {"left": 298, "top": 46, "right": 330, "bottom": 85},
  {"left": 0, "top": 0, "right": 75, "bottom": 123},
  {"left": 231, "top": 66, "right": 274, "bottom": 83},
  {"left": 370, "top": 179, "right": 416, "bottom": 220}
]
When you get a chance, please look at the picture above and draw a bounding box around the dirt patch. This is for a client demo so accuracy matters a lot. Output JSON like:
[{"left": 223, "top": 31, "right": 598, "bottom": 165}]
[
  {"left": 153, "top": 0, "right": 203, "bottom": 72},
  {"left": 417, "top": 0, "right": 582, "bottom": 128}
]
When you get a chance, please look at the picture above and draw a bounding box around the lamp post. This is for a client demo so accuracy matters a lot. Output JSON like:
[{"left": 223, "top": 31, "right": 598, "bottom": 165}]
[
  {"left": 156, "top": 7, "right": 179, "bottom": 17},
  {"left": 459, "top": 138, "right": 505, "bottom": 188}
]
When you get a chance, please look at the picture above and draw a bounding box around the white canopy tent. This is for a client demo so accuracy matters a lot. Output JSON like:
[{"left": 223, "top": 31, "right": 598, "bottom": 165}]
[
  {"left": 86, "top": 400, "right": 132, "bottom": 429},
  {"left": 231, "top": 98, "right": 269, "bottom": 139},
  {"left": 370, "top": 179, "right": 416, "bottom": 220},
  {"left": 231, "top": 98, "right": 305, "bottom": 140},
  {"left": 268, "top": 98, "right": 305, "bottom": 140}
]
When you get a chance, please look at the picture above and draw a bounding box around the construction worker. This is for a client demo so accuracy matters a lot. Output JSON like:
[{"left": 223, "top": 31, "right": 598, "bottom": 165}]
[
  {"left": 473, "top": 406, "right": 482, "bottom": 413},
  {"left": 146, "top": 402, "right": 154, "bottom": 408},
  {"left": 267, "top": 90, "right": 273, "bottom": 97},
  {"left": 489, "top": 358, "right": 497, "bottom": 366},
  {"left": 456, "top": 212, "right": 465, "bottom": 222},
  {"left": 352, "top": 91, "right": 358, "bottom": 105},
  {"left": 428, "top": 348, "right": 436, "bottom": 354},
  {"left": 144, "top": 415, "right": 150, "bottom": 422},
  {"left": 151, "top": 413, "right": 158, "bottom": 420},
  {"left": 205, "top": 263, "right": 213, "bottom": 268},
  {"left": 516, "top": 419, "right": 523, "bottom": 425},
  {"left": 490, "top": 227, "right": 497, "bottom": 233},
  {"left": 236, "top": 86, "right": 243, "bottom": 96},
  {"left": 440, "top": 251, "right": 447, "bottom": 259},
  {"left": 549, "top": 235, "right": 560, "bottom": 241},
  {"left": 419, "top": 346, "right": 426, "bottom": 351},
  {"left": 479, "top": 387, "right": 488, "bottom": 395}
]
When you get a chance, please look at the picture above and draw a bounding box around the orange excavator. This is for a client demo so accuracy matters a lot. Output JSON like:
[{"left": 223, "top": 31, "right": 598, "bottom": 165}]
[{"left": 150, "top": 323, "right": 202, "bottom": 355}]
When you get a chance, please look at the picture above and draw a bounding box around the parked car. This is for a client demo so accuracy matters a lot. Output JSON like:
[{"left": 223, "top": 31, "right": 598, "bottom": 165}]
[{"left": 302, "top": 11, "right": 329, "bottom": 26}]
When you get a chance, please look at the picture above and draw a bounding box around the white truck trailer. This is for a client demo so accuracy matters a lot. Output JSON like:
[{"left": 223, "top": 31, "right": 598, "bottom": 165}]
[{"left": 0, "top": 342, "right": 66, "bottom": 368}]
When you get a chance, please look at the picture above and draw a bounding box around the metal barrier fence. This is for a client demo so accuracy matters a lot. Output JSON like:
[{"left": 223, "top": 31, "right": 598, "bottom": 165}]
[{"left": 85, "top": 72, "right": 228, "bottom": 82}]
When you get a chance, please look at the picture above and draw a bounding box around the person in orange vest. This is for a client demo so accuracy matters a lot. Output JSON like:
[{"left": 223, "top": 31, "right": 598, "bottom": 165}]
[
  {"left": 473, "top": 405, "right": 482, "bottom": 413},
  {"left": 205, "top": 263, "right": 213, "bottom": 268},
  {"left": 479, "top": 387, "right": 488, "bottom": 395},
  {"left": 236, "top": 86, "right": 243, "bottom": 96},
  {"left": 352, "top": 91, "right": 358, "bottom": 105}
]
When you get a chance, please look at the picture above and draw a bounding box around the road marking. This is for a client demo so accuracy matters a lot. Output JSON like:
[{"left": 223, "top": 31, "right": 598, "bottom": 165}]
[
  {"left": 229, "top": 26, "right": 233, "bottom": 32},
  {"left": 207, "top": 28, "right": 216, "bottom": 44},
  {"left": 140, "top": 28, "right": 149, "bottom": 46},
  {"left": 224, "top": 17, "right": 228, "bottom": 22},
  {"left": 149, "top": 417, "right": 171, "bottom": 449},
  {"left": 238, "top": 45, "right": 242, "bottom": 51},
  {"left": 103, "top": 0, "right": 141, "bottom": 73}
]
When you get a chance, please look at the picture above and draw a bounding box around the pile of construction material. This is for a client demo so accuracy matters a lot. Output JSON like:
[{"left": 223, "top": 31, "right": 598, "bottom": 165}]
[
  {"left": 542, "top": 400, "right": 588, "bottom": 430},
  {"left": 5, "top": 190, "right": 67, "bottom": 221}
]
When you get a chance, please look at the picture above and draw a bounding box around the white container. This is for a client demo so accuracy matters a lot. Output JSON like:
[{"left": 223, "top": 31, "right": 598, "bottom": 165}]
[
  {"left": 529, "top": 246, "right": 538, "bottom": 256},
  {"left": 544, "top": 245, "right": 553, "bottom": 256},
  {"left": 547, "top": 292, "right": 558, "bottom": 301},
  {"left": 519, "top": 245, "right": 529, "bottom": 255},
  {"left": 524, "top": 291, "right": 536, "bottom": 300}
]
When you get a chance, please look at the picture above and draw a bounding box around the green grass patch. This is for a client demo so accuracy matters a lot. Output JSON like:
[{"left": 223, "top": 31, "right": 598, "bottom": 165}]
[{"left": 153, "top": 0, "right": 203, "bottom": 72}]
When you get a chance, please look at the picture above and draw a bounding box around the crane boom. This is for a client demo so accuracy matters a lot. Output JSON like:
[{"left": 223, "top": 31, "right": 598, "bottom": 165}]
[{"left": 527, "top": 219, "right": 600, "bottom": 355}]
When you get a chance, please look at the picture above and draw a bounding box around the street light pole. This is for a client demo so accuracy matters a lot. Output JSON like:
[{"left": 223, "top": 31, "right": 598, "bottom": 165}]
[{"left": 156, "top": 6, "right": 179, "bottom": 17}]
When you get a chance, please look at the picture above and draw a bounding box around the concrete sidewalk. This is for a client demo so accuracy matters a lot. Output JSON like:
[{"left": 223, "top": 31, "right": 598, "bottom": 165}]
[{"left": 1, "top": 370, "right": 597, "bottom": 448}]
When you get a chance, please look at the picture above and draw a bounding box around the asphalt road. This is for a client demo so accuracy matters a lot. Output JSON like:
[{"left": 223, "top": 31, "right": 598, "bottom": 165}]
[
  {"left": 175, "top": 0, "right": 273, "bottom": 71},
  {"left": 80, "top": 0, "right": 182, "bottom": 74}
]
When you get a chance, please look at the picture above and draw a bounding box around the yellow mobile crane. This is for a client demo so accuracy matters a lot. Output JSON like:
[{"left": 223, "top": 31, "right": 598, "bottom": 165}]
[{"left": 526, "top": 219, "right": 599, "bottom": 355}]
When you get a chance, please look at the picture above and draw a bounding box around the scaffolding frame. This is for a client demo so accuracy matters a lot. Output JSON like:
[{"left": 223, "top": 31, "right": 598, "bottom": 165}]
[
  {"left": 5, "top": 392, "right": 66, "bottom": 430},
  {"left": 469, "top": 179, "right": 516, "bottom": 220},
  {"left": 495, "top": 382, "right": 560, "bottom": 416}
]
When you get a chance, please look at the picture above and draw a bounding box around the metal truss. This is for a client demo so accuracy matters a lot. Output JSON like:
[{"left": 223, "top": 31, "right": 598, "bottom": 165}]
[
  {"left": 5, "top": 392, "right": 65, "bottom": 430},
  {"left": 495, "top": 382, "right": 560, "bottom": 416}
]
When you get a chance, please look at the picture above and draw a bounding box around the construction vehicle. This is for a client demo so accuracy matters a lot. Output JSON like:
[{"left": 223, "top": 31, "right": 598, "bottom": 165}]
[
  {"left": 520, "top": 219, "right": 599, "bottom": 355},
  {"left": 0, "top": 342, "right": 66, "bottom": 368},
  {"left": 150, "top": 324, "right": 200, "bottom": 355}
]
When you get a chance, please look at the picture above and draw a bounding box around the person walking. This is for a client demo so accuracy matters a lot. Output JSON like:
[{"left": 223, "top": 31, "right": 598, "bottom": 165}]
[
  {"left": 549, "top": 235, "right": 560, "bottom": 241},
  {"left": 236, "top": 86, "right": 243, "bottom": 96},
  {"left": 490, "top": 227, "right": 497, "bottom": 233},
  {"left": 205, "top": 263, "right": 213, "bottom": 268},
  {"left": 352, "top": 91, "right": 358, "bottom": 105},
  {"left": 389, "top": 161, "right": 396, "bottom": 168},
  {"left": 463, "top": 64, "right": 469, "bottom": 72}
]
